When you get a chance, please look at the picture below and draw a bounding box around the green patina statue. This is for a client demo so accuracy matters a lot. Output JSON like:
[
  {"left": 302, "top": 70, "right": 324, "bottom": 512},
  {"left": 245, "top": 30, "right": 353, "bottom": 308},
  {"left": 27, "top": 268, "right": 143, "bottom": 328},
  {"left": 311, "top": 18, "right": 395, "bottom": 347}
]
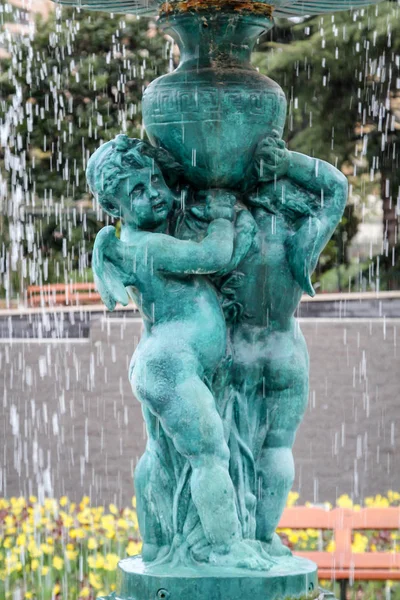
[
  {"left": 78, "top": 0, "right": 367, "bottom": 597},
  {"left": 87, "top": 135, "right": 273, "bottom": 571}
]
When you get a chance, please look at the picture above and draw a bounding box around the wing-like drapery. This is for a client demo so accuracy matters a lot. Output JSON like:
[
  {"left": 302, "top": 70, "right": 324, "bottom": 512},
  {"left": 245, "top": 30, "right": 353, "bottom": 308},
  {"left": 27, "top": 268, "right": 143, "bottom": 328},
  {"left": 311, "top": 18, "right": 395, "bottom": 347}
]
[{"left": 51, "top": 0, "right": 386, "bottom": 21}]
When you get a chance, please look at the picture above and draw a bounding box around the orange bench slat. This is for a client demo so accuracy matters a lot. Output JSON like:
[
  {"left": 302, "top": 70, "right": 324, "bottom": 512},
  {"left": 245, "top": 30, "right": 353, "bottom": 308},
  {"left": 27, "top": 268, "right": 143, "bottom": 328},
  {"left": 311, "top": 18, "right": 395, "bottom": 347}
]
[
  {"left": 278, "top": 507, "right": 400, "bottom": 582},
  {"left": 27, "top": 283, "right": 101, "bottom": 306},
  {"left": 279, "top": 507, "right": 400, "bottom": 530},
  {"left": 29, "top": 293, "right": 101, "bottom": 306},
  {"left": 295, "top": 552, "right": 400, "bottom": 570},
  {"left": 28, "top": 282, "right": 97, "bottom": 293},
  {"left": 318, "top": 569, "right": 400, "bottom": 580}
]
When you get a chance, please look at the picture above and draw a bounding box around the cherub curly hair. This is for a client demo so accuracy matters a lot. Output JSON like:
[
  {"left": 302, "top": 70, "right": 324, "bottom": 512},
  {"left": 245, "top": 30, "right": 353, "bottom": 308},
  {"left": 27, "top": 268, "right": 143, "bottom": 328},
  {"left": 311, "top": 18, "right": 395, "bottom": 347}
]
[{"left": 86, "top": 135, "right": 183, "bottom": 216}]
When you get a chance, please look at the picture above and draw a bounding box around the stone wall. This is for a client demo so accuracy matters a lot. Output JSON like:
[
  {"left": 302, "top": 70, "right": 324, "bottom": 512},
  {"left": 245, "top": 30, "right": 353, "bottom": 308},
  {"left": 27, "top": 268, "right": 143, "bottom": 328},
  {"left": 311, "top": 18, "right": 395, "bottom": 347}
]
[{"left": 0, "top": 312, "right": 398, "bottom": 506}]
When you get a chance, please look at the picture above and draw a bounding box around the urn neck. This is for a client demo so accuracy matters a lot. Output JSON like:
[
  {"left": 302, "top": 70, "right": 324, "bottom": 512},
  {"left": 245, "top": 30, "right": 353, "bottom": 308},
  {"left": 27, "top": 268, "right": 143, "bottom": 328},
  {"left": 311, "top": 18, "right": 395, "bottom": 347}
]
[{"left": 159, "top": 8, "right": 274, "bottom": 70}]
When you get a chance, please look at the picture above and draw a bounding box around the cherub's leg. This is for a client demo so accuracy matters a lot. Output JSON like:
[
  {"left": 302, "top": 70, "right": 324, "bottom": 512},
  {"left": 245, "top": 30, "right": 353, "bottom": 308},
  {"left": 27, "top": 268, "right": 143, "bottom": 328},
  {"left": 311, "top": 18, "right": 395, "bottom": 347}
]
[
  {"left": 132, "top": 350, "right": 273, "bottom": 569},
  {"left": 169, "top": 375, "right": 239, "bottom": 548},
  {"left": 255, "top": 366, "right": 308, "bottom": 554},
  {"left": 133, "top": 352, "right": 239, "bottom": 547},
  {"left": 134, "top": 407, "right": 174, "bottom": 561}
]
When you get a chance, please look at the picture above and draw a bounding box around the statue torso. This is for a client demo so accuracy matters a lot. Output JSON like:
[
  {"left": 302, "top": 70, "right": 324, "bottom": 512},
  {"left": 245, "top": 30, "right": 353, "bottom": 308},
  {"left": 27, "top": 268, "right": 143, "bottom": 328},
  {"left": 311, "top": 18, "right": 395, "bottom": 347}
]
[{"left": 232, "top": 207, "right": 303, "bottom": 332}]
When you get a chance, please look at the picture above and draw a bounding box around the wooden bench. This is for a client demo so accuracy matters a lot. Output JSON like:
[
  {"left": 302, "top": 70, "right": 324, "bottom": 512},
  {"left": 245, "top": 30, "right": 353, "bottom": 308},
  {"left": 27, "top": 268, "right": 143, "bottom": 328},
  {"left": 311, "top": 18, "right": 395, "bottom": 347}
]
[
  {"left": 279, "top": 506, "right": 400, "bottom": 599},
  {"left": 27, "top": 282, "right": 101, "bottom": 307}
]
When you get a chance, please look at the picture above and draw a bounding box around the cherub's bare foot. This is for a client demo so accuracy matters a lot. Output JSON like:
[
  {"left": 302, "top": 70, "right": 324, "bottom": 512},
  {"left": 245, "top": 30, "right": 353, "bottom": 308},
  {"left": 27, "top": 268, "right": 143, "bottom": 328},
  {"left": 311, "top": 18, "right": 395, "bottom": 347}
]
[
  {"left": 209, "top": 540, "right": 276, "bottom": 571},
  {"left": 260, "top": 533, "right": 292, "bottom": 557}
]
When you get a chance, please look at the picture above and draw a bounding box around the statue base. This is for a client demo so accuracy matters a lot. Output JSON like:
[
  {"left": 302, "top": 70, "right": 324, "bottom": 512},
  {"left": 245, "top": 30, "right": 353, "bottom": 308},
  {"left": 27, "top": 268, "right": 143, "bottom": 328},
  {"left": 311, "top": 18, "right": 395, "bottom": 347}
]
[{"left": 98, "top": 554, "right": 328, "bottom": 600}]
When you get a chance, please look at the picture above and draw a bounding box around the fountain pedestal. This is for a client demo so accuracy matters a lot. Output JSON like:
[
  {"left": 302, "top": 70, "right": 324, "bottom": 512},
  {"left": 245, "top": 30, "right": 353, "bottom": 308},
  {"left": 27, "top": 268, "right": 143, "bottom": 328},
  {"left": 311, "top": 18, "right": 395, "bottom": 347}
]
[{"left": 99, "top": 555, "right": 332, "bottom": 600}]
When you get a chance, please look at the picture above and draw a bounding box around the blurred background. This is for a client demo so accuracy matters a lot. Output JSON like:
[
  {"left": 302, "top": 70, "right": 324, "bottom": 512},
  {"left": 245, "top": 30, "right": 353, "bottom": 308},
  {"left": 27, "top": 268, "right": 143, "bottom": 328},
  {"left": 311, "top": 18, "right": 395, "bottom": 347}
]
[{"left": 0, "top": 3, "right": 400, "bottom": 599}]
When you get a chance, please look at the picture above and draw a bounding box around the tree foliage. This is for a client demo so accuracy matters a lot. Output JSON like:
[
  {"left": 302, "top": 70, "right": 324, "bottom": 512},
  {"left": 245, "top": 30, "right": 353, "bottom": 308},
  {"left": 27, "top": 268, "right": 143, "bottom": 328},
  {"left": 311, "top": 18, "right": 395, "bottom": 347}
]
[
  {"left": 0, "top": 4, "right": 169, "bottom": 202},
  {"left": 0, "top": 3, "right": 169, "bottom": 297},
  {"left": 254, "top": 2, "right": 400, "bottom": 288}
]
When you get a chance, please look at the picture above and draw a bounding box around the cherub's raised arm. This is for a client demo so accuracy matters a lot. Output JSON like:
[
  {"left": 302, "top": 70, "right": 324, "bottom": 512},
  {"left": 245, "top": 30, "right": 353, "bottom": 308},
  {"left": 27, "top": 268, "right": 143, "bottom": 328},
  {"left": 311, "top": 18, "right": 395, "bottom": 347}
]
[
  {"left": 286, "top": 151, "right": 348, "bottom": 239},
  {"left": 254, "top": 136, "right": 348, "bottom": 247},
  {"left": 254, "top": 138, "right": 348, "bottom": 296},
  {"left": 283, "top": 152, "right": 348, "bottom": 296},
  {"left": 152, "top": 217, "right": 234, "bottom": 275}
]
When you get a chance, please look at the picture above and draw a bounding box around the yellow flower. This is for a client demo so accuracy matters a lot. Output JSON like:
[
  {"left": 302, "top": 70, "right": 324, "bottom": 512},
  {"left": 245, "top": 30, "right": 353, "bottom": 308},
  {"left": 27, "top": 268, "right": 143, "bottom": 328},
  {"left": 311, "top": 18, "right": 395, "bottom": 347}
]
[
  {"left": 60, "top": 496, "right": 69, "bottom": 507},
  {"left": 388, "top": 491, "right": 400, "bottom": 504},
  {"left": 89, "top": 572, "right": 102, "bottom": 590},
  {"left": 29, "top": 496, "right": 37, "bottom": 504},
  {"left": 79, "top": 587, "right": 90, "bottom": 598},
  {"left": 31, "top": 559, "right": 40, "bottom": 571},
  {"left": 53, "top": 583, "right": 61, "bottom": 596},
  {"left": 96, "top": 554, "right": 105, "bottom": 569},
  {"left": 60, "top": 512, "right": 74, "bottom": 528},
  {"left": 88, "top": 537, "right": 98, "bottom": 550},
  {"left": 375, "top": 495, "right": 390, "bottom": 508},
  {"left": 53, "top": 556, "right": 64, "bottom": 570},
  {"left": 27, "top": 539, "right": 42, "bottom": 558},
  {"left": 117, "top": 518, "right": 129, "bottom": 530},
  {"left": 25, "top": 593, "right": 33, "bottom": 599},
  {"left": 306, "top": 529, "right": 319, "bottom": 538},
  {"left": 66, "top": 549, "right": 78, "bottom": 561},
  {"left": 109, "top": 503, "right": 119, "bottom": 515},
  {"left": 336, "top": 494, "right": 353, "bottom": 509},
  {"left": 5, "top": 515, "right": 15, "bottom": 526},
  {"left": 351, "top": 532, "right": 368, "bottom": 553},
  {"left": 365, "top": 494, "right": 390, "bottom": 508},
  {"left": 40, "top": 543, "right": 54, "bottom": 555},
  {"left": 101, "top": 515, "right": 116, "bottom": 539},
  {"left": 5, "top": 554, "right": 22, "bottom": 574},
  {"left": 4, "top": 538, "right": 13, "bottom": 549},
  {"left": 44, "top": 498, "right": 58, "bottom": 513},
  {"left": 88, "top": 554, "right": 105, "bottom": 569},
  {"left": 286, "top": 492, "right": 299, "bottom": 507},
  {"left": 326, "top": 540, "right": 336, "bottom": 553},
  {"left": 22, "top": 522, "right": 34, "bottom": 535},
  {"left": 41, "top": 565, "right": 50, "bottom": 576},
  {"left": 80, "top": 496, "right": 90, "bottom": 509},
  {"left": 288, "top": 533, "right": 299, "bottom": 544},
  {"left": 126, "top": 541, "right": 142, "bottom": 557},
  {"left": 104, "top": 553, "right": 120, "bottom": 571},
  {"left": 132, "top": 496, "right": 137, "bottom": 508},
  {"left": 70, "top": 528, "right": 86, "bottom": 540},
  {"left": 91, "top": 507, "right": 104, "bottom": 523},
  {"left": 11, "top": 497, "right": 26, "bottom": 516}
]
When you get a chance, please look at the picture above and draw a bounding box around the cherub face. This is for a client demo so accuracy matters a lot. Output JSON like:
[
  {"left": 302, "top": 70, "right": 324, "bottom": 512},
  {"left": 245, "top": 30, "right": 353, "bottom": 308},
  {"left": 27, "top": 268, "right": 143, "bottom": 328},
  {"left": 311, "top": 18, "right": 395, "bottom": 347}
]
[{"left": 118, "top": 165, "right": 174, "bottom": 229}]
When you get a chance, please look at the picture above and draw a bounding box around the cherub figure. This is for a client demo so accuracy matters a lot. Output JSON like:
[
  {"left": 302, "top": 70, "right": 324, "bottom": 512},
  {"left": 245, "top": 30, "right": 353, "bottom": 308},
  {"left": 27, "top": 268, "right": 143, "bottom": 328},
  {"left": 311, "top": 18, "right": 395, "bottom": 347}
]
[
  {"left": 226, "top": 132, "right": 348, "bottom": 556},
  {"left": 86, "top": 135, "right": 271, "bottom": 570}
]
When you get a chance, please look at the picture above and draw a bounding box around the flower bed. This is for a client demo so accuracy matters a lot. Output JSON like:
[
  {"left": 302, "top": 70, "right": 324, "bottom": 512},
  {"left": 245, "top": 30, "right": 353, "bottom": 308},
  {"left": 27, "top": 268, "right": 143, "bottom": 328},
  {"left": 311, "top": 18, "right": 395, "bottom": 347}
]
[{"left": 1, "top": 492, "right": 400, "bottom": 599}]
